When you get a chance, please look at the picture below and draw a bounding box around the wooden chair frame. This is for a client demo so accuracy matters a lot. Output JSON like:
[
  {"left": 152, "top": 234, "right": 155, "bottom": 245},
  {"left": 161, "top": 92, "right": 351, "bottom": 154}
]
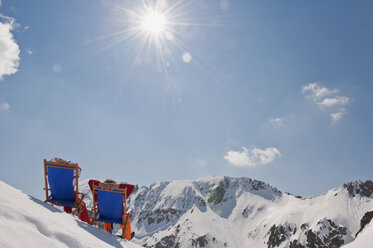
[
  {"left": 92, "top": 183, "right": 130, "bottom": 239},
  {"left": 43, "top": 159, "right": 85, "bottom": 218}
]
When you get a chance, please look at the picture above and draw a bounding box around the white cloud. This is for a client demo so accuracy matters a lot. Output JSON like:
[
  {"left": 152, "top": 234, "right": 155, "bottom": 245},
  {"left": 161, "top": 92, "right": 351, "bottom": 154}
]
[
  {"left": 27, "top": 49, "right": 33, "bottom": 55},
  {"left": 302, "top": 82, "right": 350, "bottom": 123},
  {"left": 269, "top": 117, "right": 283, "bottom": 126},
  {"left": 224, "top": 146, "right": 281, "bottom": 167},
  {"left": 0, "top": 16, "right": 20, "bottom": 81},
  {"left": 302, "top": 82, "right": 338, "bottom": 101},
  {"left": 318, "top": 96, "right": 350, "bottom": 108},
  {"left": 330, "top": 112, "right": 343, "bottom": 123},
  {"left": 1, "top": 102, "right": 10, "bottom": 111}
]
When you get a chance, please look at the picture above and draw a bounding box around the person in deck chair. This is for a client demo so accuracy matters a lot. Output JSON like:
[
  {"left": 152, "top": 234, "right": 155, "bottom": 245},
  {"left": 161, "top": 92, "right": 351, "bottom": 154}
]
[
  {"left": 89, "top": 178, "right": 135, "bottom": 240},
  {"left": 49, "top": 157, "right": 91, "bottom": 224}
]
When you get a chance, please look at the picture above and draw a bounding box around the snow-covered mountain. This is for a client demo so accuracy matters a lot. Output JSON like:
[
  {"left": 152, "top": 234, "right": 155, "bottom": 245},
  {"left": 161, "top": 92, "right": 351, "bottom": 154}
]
[
  {"left": 79, "top": 176, "right": 373, "bottom": 248},
  {"left": 1, "top": 177, "right": 372, "bottom": 247}
]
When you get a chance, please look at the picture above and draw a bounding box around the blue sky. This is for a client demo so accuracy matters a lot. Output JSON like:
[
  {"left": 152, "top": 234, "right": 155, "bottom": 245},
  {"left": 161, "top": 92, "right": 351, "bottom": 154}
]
[{"left": 0, "top": 0, "right": 372, "bottom": 199}]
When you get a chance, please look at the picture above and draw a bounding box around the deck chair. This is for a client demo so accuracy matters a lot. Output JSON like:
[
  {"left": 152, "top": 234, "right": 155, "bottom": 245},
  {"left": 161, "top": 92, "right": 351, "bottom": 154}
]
[
  {"left": 43, "top": 159, "right": 85, "bottom": 218},
  {"left": 92, "top": 183, "right": 131, "bottom": 239}
]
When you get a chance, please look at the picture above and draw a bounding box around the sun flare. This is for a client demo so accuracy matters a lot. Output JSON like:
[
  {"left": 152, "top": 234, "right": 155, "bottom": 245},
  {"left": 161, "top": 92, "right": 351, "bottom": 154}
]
[
  {"left": 141, "top": 11, "right": 167, "bottom": 34},
  {"left": 101, "top": 0, "right": 206, "bottom": 71}
]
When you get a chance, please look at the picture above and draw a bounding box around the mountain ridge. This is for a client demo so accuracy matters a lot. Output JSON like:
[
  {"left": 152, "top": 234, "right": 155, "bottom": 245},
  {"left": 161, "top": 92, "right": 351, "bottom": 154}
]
[{"left": 79, "top": 176, "right": 373, "bottom": 247}]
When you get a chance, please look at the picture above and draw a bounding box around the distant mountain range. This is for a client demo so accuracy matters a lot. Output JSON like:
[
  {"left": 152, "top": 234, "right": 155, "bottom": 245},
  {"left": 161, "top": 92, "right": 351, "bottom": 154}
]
[{"left": 80, "top": 177, "right": 373, "bottom": 248}]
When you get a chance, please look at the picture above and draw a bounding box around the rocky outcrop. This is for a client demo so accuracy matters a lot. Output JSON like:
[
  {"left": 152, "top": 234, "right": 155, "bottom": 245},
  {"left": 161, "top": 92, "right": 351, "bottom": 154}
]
[
  {"left": 265, "top": 219, "right": 347, "bottom": 248},
  {"left": 191, "top": 235, "right": 209, "bottom": 247},
  {"left": 289, "top": 240, "right": 305, "bottom": 248},
  {"left": 355, "top": 210, "right": 373, "bottom": 237},
  {"left": 148, "top": 234, "right": 179, "bottom": 248},
  {"left": 266, "top": 223, "right": 295, "bottom": 247},
  {"left": 305, "top": 219, "right": 347, "bottom": 248},
  {"left": 145, "top": 208, "right": 182, "bottom": 225},
  {"left": 343, "top": 180, "right": 373, "bottom": 197},
  {"left": 194, "top": 196, "right": 207, "bottom": 212},
  {"left": 207, "top": 180, "right": 227, "bottom": 205}
]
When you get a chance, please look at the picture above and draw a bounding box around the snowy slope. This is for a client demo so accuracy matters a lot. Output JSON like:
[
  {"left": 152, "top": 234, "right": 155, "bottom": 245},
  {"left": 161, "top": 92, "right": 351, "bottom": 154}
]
[
  {"left": 343, "top": 223, "right": 373, "bottom": 248},
  {"left": 79, "top": 176, "right": 373, "bottom": 248},
  {"left": 0, "top": 181, "right": 141, "bottom": 248}
]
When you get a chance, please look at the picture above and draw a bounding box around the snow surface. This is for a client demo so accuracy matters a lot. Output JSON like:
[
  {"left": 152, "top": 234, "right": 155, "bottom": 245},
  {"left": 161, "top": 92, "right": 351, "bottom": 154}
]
[
  {"left": 0, "top": 180, "right": 141, "bottom": 248},
  {"left": 343, "top": 223, "right": 373, "bottom": 248}
]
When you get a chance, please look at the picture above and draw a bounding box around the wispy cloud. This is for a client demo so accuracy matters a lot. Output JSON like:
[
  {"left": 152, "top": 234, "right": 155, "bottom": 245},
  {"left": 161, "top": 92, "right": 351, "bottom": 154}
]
[
  {"left": 1, "top": 102, "right": 10, "bottom": 111},
  {"left": 318, "top": 96, "right": 349, "bottom": 108},
  {"left": 302, "top": 82, "right": 350, "bottom": 123},
  {"left": 0, "top": 15, "right": 20, "bottom": 81},
  {"left": 302, "top": 82, "right": 338, "bottom": 101},
  {"left": 330, "top": 112, "right": 343, "bottom": 123},
  {"left": 269, "top": 117, "right": 283, "bottom": 126},
  {"left": 224, "top": 146, "right": 281, "bottom": 167}
]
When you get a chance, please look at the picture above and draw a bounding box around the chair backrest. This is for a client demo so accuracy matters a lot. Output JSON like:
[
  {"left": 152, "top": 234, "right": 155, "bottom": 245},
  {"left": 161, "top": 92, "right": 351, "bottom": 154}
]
[
  {"left": 93, "top": 183, "right": 127, "bottom": 223},
  {"left": 44, "top": 159, "right": 79, "bottom": 206}
]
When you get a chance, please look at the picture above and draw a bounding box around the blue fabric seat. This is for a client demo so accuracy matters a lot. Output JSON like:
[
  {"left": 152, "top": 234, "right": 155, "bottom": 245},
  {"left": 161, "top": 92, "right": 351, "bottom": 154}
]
[
  {"left": 96, "top": 190, "right": 124, "bottom": 224},
  {"left": 43, "top": 160, "right": 85, "bottom": 216},
  {"left": 47, "top": 165, "right": 75, "bottom": 207},
  {"left": 92, "top": 183, "right": 132, "bottom": 238}
]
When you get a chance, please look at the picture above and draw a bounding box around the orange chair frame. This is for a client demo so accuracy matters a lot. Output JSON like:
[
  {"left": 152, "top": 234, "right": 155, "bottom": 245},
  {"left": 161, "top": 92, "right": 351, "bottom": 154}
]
[{"left": 92, "top": 183, "right": 131, "bottom": 239}]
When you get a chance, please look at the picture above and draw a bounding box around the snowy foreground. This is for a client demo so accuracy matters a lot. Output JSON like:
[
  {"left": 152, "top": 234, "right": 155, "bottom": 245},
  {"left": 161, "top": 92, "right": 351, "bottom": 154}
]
[
  {"left": 343, "top": 222, "right": 373, "bottom": 248},
  {"left": 0, "top": 181, "right": 141, "bottom": 248},
  {"left": 1, "top": 177, "right": 373, "bottom": 248}
]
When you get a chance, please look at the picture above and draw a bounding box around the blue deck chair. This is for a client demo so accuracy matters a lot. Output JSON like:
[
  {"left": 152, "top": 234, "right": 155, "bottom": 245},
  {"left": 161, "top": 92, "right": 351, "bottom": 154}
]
[
  {"left": 92, "top": 183, "right": 131, "bottom": 239},
  {"left": 43, "top": 159, "right": 85, "bottom": 218}
]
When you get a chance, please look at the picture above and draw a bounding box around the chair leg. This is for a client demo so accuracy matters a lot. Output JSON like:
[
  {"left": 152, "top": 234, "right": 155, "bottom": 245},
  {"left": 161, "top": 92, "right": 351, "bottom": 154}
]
[
  {"left": 45, "top": 195, "right": 52, "bottom": 202},
  {"left": 104, "top": 223, "right": 113, "bottom": 233},
  {"left": 121, "top": 213, "right": 130, "bottom": 239},
  {"left": 73, "top": 196, "right": 84, "bottom": 217}
]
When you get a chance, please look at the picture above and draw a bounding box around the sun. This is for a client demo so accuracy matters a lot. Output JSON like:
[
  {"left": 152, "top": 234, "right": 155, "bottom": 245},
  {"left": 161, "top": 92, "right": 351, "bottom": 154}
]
[
  {"left": 141, "top": 11, "right": 167, "bottom": 34},
  {"left": 99, "top": 0, "right": 205, "bottom": 70}
]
